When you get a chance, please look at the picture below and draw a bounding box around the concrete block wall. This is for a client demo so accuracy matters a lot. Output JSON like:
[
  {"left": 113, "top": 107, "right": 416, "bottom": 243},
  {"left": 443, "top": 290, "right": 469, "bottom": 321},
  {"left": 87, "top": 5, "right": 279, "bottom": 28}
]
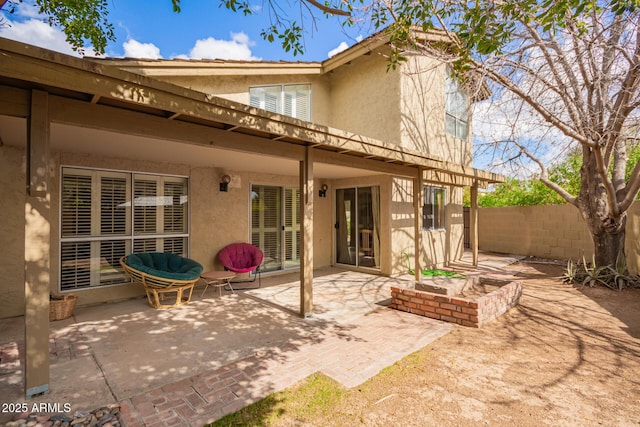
[{"left": 478, "top": 202, "right": 640, "bottom": 274}]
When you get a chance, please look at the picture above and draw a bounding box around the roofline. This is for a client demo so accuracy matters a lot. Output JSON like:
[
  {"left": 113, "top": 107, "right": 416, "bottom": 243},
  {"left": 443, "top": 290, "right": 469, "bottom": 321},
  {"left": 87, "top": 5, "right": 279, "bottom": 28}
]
[
  {"left": 87, "top": 28, "right": 459, "bottom": 77},
  {"left": 0, "top": 36, "right": 503, "bottom": 185}
]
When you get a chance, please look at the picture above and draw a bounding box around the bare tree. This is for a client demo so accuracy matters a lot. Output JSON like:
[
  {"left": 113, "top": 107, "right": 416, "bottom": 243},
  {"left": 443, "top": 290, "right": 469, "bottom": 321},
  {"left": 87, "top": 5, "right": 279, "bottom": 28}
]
[{"left": 381, "top": 1, "right": 640, "bottom": 270}]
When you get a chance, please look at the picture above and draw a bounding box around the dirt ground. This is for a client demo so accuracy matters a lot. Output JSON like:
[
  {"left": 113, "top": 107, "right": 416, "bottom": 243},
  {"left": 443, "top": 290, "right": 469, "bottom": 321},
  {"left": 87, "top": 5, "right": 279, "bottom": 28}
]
[{"left": 267, "top": 262, "right": 640, "bottom": 426}]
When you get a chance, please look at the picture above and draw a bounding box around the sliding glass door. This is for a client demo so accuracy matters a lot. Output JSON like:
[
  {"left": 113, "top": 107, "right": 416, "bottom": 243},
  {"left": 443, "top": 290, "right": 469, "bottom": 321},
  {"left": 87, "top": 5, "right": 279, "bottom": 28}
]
[
  {"left": 251, "top": 185, "right": 300, "bottom": 273},
  {"left": 335, "top": 186, "right": 380, "bottom": 269}
]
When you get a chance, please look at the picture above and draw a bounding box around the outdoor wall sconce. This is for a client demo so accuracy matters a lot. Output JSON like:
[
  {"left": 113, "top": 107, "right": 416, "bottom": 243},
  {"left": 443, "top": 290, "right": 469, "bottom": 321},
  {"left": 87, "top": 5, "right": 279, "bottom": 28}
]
[
  {"left": 220, "top": 174, "right": 231, "bottom": 192},
  {"left": 319, "top": 184, "right": 329, "bottom": 198}
]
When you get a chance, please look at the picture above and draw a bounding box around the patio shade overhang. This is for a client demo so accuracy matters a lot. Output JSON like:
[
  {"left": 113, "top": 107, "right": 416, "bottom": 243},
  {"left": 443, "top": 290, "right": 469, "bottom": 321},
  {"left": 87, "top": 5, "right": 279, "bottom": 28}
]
[{"left": 0, "top": 37, "right": 503, "bottom": 188}]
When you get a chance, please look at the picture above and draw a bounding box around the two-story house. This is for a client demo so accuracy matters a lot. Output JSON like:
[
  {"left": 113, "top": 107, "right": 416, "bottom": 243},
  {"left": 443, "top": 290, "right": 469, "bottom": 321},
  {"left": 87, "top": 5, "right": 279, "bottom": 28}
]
[{"left": 0, "top": 31, "right": 500, "bottom": 397}]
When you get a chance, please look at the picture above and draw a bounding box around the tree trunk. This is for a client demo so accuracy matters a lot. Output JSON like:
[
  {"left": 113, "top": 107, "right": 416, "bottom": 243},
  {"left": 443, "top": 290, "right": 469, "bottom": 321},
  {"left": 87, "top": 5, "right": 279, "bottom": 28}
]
[
  {"left": 590, "top": 222, "right": 626, "bottom": 268},
  {"left": 578, "top": 149, "right": 628, "bottom": 269}
]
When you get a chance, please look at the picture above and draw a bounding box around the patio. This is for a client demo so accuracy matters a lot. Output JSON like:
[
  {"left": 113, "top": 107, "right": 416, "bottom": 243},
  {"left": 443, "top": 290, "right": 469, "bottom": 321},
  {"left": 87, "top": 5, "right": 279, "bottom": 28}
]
[{"left": 0, "top": 252, "right": 519, "bottom": 426}]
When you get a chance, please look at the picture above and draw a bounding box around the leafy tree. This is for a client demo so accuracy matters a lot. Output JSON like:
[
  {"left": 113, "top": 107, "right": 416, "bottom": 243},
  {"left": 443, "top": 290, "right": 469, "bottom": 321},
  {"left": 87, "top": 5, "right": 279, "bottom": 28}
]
[{"left": 471, "top": 142, "right": 640, "bottom": 209}]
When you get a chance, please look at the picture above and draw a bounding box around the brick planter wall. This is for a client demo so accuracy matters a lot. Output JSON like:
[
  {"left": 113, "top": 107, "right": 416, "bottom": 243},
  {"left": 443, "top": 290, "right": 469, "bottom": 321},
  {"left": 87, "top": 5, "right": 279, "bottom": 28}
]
[{"left": 390, "top": 279, "right": 522, "bottom": 328}]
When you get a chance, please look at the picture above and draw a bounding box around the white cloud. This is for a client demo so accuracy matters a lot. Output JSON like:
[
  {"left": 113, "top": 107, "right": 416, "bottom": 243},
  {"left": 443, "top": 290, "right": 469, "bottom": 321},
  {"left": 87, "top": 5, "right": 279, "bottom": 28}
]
[
  {"left": 123, "top": 39, "right": 162, "bottom": 59},
  {"left": 0, "top": 2, "right": 95, "bottom": 56},
  {"left": 328, "top": 41, "right": 349, "bottom": 58},
  {"left": 327, "top": 35, "right": 364, "bottom": 58},
  {"left": 187, "top": 32, "right": 259, "bottom": 60},
  {"left": 0, "top": 18, "right": 94, "bottom": 56}
]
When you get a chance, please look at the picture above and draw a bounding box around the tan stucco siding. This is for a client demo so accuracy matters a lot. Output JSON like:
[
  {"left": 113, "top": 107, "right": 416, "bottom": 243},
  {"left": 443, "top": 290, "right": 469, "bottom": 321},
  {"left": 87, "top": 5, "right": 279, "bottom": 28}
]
[
  {"left": 156, "top": 75, "right": 332, "bottom": 126},
  {"left": 328, "top": 48, "right": 402, "bottom": 145},
  {"left": 0, "top": 145, "right": 27, "bottom": 318},
  {"left": 390, "top": 177, "right": 464, "bottom": 275},
  {"left": 0, "top": 145, "right": 334, "bottom": 318},
  {"left": 400, "top": 57, "right": 473, "bottom": 166}
]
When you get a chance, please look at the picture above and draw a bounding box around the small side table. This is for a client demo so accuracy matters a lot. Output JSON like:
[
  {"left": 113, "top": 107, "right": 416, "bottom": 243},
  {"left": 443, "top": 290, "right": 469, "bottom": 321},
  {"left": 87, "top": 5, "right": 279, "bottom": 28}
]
[{"left": 200, "top": 271, "right": 237, "bottom": 297}]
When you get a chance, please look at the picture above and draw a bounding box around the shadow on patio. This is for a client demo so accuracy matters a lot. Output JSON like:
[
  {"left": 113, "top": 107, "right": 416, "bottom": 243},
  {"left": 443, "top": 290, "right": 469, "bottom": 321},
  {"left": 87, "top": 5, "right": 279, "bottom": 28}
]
[{"left": 0, "top": 255, "right": 515, "bottom": 425}]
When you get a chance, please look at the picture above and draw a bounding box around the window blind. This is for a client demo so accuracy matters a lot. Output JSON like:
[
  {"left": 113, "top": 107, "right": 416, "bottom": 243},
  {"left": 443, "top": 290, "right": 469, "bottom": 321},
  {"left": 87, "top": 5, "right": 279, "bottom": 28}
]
[
  {"left": 249, "top": 84, "right": 311, "bottom": 121},
  {"left": 60, "top": 168, "right": 189, "bottom": 291}
]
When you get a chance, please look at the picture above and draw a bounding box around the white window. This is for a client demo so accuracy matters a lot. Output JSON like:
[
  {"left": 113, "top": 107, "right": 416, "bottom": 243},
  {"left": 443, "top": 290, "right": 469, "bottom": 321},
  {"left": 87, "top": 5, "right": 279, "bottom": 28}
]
[
  {"left": 445, "top": 69, "right": 469, "bottom": 140},
  {"left": 60, "top": 167, "right": 189, "bottom": 291},
  {"left": 250, "top": 84, "right": 311, "bottom": 121},
  {"left": 423, "top": 186, "right": 446, "bottom": 230}
]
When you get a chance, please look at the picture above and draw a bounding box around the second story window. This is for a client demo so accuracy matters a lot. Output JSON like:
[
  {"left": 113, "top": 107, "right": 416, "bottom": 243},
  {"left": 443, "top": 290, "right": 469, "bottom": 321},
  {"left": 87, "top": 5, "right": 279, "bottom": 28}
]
[
  {"left": 250, "top": 84, "right": 311, "bottom": 121},
  {"left": 445, "top": 69, "right": 469, "bottom": 140}
]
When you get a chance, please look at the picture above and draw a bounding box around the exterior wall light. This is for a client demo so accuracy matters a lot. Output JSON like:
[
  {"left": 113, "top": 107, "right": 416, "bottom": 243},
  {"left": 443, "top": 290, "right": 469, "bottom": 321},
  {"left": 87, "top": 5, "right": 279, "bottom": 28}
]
[
  {"left": 220, "top": 174, "right": 231, "bottom": 192},
  {"left": 319, "top": 184, "right": 329, "bottom": 198}
]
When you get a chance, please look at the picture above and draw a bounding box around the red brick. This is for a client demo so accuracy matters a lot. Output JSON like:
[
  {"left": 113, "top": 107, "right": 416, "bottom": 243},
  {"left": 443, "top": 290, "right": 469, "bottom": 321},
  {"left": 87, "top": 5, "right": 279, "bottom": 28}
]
[
  {"left": 461, "top": 320, "right": 479, "bottom": 327},
  {"left": 410, "top": 297, "right": 425, "bottom": 304},
  {"left": 422, "top": 312, "right": 440, "bottom": 320},
  {"left": 469, "top": 315, "right": 479, "bottom": 322},
  {"left": 440, "top": 303, "right": 460, "bottom": 311},
  {"left": 162, "top": 379, "right": 193, "bottom": 394},
  {"left": 451, "top": 298, "right": 470, "bottom": 306},
  {"left": 403, "top": 290, "right": 417, "bottom": 297},
  {"left": 440, "top": 315, "right": 457, "bottom": 323},
  {"left": 419, "top": 304, "right": 437, "bottom": 313},
  {"left": 468, "top": 301, "right": 479, "bottom": 309},
  {"left": 173, "top": 403, "right": 197, "bottom": 419},
  {"left": 406, "top": 302, "right": 417, "bottom": 309},
  {"left": 436, "top": 308, "right": 452, "bottom": 316},
  {"left": 461, "top": 307, "right": 478, "bottom": 315},
  {"left": 397, "top": 294, "right": 410, "bottom": 302},
  {"left": 412, "top": 308, "right": 425, "bottom": 316},
  {"left": 433, "top": 295, "right": 452, "bottom": 303},
  {"left": 184, "top": 393, "right": 206, "bottom": 409},
  {"left": 452, "top": 311, "right": 469, "bottom": 320},
  {"left": 396, "top": 305, "right": 409, "bottom": 312}
]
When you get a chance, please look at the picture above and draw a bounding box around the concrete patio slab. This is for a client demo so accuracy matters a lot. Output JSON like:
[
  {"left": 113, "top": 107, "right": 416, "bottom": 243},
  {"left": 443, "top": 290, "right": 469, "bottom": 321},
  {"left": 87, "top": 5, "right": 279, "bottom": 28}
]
[{"left": 0, "top": 252, "right": 518, "bottom": 426}]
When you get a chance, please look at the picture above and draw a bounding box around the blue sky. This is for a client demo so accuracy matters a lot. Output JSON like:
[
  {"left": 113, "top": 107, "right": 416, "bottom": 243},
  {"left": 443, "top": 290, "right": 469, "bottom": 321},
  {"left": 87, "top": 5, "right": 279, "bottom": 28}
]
[{"left": 0, "top": 0, "right": 366, "bottom": 60}]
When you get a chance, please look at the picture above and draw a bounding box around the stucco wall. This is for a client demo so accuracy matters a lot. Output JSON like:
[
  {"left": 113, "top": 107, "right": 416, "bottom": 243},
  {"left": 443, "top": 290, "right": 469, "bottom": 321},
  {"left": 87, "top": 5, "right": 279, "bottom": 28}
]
[
  {"left": 0, "top": 145, "right": 26, "bottom": 318},
  {"left": 0, "top": 147, "right": 334, "bottom": 318},
  {"left": 400, "top": 57, "right": 472, "bottom": 166},
  {"left": 328, "top": 47, "right": 402, "bottom": 145},
  {"left": 390, "top": 177, "right": 465, "bottom": 276},
  {"left": 479, "top": 203, "right": 640, "bottom": 274},
  {"left": 157, "top": 74, "right": 332, "bottom": 126}
]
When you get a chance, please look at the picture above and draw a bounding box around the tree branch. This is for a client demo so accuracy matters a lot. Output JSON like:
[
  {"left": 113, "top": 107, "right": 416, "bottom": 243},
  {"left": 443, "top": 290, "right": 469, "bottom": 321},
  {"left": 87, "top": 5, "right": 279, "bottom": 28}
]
[
  {"left": 303, "top": 0, "right": 350, "bottom": 16},
  {"left": 512, "top": 139, "right": 578, "bottom": 206}
]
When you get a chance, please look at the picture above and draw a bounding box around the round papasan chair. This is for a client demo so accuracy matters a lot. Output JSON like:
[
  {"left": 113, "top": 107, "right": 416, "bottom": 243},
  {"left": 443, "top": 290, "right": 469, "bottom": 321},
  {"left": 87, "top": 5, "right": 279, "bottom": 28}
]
[{"left": 120, "top": 252, "right": 203, "bottom": 309}]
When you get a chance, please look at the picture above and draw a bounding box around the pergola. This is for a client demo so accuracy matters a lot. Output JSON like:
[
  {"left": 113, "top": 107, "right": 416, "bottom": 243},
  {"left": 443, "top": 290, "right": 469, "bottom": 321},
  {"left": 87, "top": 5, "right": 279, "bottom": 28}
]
[{"left": 0, "top": 37, "right": 502, "bottom": 398}]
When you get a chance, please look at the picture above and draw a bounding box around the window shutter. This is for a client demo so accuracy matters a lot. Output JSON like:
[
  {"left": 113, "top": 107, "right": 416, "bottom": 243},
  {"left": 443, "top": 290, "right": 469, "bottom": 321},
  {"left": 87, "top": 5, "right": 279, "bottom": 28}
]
[
  {"left": 264, "top": 92, "right": 279, "bottom": 114},
  {"left": 295, "top": 88, "right": 310, "bottom": 121},
  {"left": 100, "top": 176, "right": 128, "bottom": 235},
  {"left": 134, "top": 178, "right": 157, "bottom": 234},
  {"left": 163, "top": 237, "right": 186, "bottom": 256},
  {"left": 163, "top": 180, "right": 187, "bottom": 233},
  {"left": 133, "top": 238, "right": 158, "bottom": 253},
  {"left": 284, "top": 92, "right": 293, "bottom": 117},
  {"left": 61, "top": 174, "right": 92, "bottom": 237},
  {"left": 60, "top": 241, "right": 91, "bottom": 290},
  {"left": 99, "top": 240, "right": 128, "bottom": 285},
  {"left": 251, "top": 185, "right": 282, "bottom": 272}
]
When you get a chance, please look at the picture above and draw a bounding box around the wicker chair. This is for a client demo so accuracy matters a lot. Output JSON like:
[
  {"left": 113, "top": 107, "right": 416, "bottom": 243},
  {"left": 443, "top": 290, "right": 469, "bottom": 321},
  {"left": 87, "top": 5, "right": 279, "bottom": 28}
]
[{"left": 120, "top": 253, "right": 203, "bottom": 309}]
